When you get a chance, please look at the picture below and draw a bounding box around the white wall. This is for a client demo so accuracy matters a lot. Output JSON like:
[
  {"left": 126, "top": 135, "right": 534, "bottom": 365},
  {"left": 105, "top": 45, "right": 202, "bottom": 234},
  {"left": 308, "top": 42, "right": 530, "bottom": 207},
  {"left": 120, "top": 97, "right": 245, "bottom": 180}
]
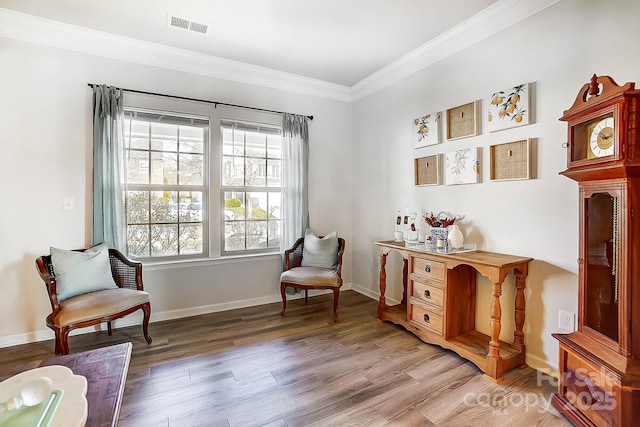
[
  {"left": 2, "top": 0, "right": 638, "bottom": 373},
  {"left": 0, "top": 37, "right": 352, "bottom": 345},
  {"left": 350, "top": 0, "right": 640, "bottom": 372}
]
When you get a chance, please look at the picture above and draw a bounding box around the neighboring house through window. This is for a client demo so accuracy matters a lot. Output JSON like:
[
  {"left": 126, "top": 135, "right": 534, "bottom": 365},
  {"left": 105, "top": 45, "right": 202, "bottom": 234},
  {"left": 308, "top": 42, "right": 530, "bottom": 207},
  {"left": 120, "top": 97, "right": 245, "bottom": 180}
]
[
  {"left": 121, "top": 105, "right": 283, "bottom": 260},
  {"left": 123, "top": 110, "right": 208, "bottom": 258},
  {"left": 221, "top": 120, "right": 282, "bottom": 254}
]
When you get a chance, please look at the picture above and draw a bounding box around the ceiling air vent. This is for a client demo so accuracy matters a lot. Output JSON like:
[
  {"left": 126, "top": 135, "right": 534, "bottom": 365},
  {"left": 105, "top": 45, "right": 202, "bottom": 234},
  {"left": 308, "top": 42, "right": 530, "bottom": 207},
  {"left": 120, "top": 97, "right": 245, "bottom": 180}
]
[
  {"left": 188, "top": 21, "right": 208, "bottom": 35},
  {"left": 168, "top": 14, "right": 208, "bottom": 35}
]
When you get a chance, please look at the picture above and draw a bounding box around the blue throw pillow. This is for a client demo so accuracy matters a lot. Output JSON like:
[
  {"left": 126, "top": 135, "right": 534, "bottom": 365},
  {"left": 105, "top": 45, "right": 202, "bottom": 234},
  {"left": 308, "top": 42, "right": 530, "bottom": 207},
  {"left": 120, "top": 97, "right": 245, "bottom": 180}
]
[
  {"left": 301, "top": 230, "right": 339, "bottom": 269},
  {"left": 50, "top": 242, "right": 118, "bottom": 301}
]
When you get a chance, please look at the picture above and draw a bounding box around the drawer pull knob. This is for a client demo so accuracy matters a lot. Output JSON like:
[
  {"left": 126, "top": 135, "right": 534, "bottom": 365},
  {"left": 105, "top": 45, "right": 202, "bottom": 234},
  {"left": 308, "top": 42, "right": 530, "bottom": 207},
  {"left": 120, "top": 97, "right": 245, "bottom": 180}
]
[
  {"left": 423, "top": 314, "right": 430, "bottom": 323},
  {"left": 424, "top": 289, "right": 431, "bottom": 298},
  {"left": 425, "top": 265, "right": 431, "bottom": 273}
]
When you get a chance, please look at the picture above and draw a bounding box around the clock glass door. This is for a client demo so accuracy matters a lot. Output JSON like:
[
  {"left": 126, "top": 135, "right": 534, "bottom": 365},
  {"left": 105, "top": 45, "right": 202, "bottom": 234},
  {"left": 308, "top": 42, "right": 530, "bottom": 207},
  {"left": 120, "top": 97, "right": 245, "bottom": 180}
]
[
  {"left": 584, "top": 191, "right": 619, "bottom": 342},
  {"left": 569, "top": 112, "right": 615, "bottom": 163}
]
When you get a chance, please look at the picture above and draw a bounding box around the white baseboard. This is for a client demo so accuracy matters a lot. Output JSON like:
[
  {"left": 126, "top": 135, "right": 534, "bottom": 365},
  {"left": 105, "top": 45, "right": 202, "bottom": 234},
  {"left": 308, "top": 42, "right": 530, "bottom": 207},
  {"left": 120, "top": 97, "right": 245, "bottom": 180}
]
[
  {"left": 350, "top": 282, "right": 378, "bottom": 300},
  {"left": 526, "top": 352, "right": 556, "bottom": 375},
  {"left": 350, "top": 281, "right": 400, "bottom": 305},
  {"left": 0, "top": 282, "right": 353, "bottom": 349}
]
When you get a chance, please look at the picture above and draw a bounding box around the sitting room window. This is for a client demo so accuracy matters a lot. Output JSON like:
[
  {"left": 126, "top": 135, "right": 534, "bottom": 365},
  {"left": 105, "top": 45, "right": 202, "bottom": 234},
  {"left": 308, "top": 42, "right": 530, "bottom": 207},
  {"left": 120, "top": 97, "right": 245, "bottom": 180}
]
[
  {"left": 123, "top": 110, "right": 209, "bottom": 258},
  {"left": 221, "top": 120, "right": 282, "bottom": 254}
]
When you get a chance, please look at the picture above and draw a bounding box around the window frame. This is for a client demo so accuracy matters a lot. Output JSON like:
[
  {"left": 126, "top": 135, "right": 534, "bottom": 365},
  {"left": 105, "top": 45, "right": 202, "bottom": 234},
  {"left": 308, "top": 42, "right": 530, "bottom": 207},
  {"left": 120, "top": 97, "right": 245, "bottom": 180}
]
[
  {"left": 220, "top": 119, "right": 283, "bottom": 256},
  {"left": 122, "top": 107, "right": 210, "bottom": 261},
  {"left": 121, "top": 94, "right": 284, "bottom": 262}
]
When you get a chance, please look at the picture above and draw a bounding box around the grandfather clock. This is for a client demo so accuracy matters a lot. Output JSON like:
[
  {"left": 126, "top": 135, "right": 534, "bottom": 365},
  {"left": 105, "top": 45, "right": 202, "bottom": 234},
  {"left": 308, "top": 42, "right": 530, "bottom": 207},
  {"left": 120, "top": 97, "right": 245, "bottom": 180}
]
[{"left": 552, "top": 74, "right": 640, "bottom": 426}]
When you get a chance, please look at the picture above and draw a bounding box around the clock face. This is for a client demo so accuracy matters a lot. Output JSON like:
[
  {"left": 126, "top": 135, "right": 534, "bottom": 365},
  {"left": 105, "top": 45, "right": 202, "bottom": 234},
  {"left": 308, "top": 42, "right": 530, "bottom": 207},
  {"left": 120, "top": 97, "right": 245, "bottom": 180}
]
[{"left": 589, "top": 117, "right": 615, "bottom": 158}]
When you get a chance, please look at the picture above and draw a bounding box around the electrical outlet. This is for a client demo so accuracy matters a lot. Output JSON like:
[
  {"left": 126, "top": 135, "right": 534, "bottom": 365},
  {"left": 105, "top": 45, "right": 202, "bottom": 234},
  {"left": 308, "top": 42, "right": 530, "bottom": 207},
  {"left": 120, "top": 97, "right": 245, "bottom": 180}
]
[{"left": 559, "top": 310, "right": 575, "bottom": 332}]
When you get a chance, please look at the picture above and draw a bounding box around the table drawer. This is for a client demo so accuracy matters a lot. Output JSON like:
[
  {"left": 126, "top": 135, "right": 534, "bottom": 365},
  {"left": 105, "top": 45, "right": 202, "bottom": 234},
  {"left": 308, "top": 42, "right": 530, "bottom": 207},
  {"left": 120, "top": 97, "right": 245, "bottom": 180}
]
[
  {"left": 412, "top": 281, "right": 444, "bottom": 308},
  {"left": 562, "top": 350, "right": 619, "bottom": 426},
  {"left": 410, "top": 304, "right": 443, "bottom": 335},
  {"left": 412, "top": 257, "right": 445, "bottom": 281}
]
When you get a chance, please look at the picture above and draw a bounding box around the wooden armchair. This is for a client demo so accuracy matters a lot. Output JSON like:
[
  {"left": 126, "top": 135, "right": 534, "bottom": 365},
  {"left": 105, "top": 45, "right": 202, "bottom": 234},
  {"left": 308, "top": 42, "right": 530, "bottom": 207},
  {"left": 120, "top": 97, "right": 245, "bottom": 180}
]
[
  {"left": 280, "top": 237, "right": 346, "bottom": 322},
  {"left": 35, "top": 248, "right": 152, "bottom": 355}
]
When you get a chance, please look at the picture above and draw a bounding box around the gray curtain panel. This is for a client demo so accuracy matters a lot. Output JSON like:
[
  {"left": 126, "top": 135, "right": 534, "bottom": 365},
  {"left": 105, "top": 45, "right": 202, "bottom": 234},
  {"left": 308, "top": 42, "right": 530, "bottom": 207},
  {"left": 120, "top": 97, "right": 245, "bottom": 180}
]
[
  {"left": 281, "top": 113, "right": 310, "bottom": 254},
  {"left": 282, "top": 114, "right": 309, "bottom": 294},
  {"left": 92, "top": 85, "right": 126, "bottom": 251}
]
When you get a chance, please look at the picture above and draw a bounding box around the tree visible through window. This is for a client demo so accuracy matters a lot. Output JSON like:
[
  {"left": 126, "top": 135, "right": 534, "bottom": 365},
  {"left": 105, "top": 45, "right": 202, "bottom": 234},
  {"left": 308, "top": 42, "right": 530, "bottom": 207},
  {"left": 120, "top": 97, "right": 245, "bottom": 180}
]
[
  {"left": 123, "top": 110, "right": 209, "bottom": 258},
  {"left": 221, "top": 120, "right": 282, "bottom": 253}
]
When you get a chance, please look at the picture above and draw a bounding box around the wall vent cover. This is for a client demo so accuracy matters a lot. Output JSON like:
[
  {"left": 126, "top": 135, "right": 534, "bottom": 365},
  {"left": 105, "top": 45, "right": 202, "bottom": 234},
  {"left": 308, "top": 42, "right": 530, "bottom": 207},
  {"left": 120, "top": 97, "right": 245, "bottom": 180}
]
[{"left": 168, "top": 14, "right": 208, "bottom": 35}]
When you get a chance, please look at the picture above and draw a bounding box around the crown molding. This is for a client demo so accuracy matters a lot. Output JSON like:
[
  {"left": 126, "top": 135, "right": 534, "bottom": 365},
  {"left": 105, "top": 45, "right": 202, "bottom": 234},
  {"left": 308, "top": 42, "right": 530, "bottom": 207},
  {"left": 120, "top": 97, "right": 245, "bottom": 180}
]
[
  {"left": 0, "top": 8, "right": 353, "bottom": 103},
  {"left": 1, "top": 1, "right": 559, "bottom": 105},
  {"left": 350, "top": 0, "right": 561, "bottom": 101}
]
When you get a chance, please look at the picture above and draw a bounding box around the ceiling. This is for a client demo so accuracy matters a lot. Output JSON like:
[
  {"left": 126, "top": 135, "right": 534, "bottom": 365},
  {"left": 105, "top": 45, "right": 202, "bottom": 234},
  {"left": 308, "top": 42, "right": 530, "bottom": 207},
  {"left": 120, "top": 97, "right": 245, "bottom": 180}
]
[{"left": 0, "top": 0, "right": 497, "bottom": 87}]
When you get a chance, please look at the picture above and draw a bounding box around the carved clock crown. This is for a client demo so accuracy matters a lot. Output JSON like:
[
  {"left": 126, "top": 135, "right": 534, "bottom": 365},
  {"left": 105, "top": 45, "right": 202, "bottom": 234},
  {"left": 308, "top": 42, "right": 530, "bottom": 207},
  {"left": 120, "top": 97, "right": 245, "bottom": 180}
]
[{"left": 562, "top": 74, "right": 634, "bottom": 120}]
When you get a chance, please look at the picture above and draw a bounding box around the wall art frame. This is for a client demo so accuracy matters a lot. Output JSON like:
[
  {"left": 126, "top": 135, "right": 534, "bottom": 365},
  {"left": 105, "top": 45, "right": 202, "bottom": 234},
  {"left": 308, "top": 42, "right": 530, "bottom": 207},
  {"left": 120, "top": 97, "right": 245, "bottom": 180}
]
[
  {"left": 414, "top": 154, "right": 440, "bottom": 186},
  {"left": 414, "top": 112, "right": 441, "bottom": 148},
  {"left": 489, "top": 139, "right": 531, "bottom": 181},
  {"left": 486, "top": 83, "right": 531, "bottom": 132},
  {"left": 444, "top": 147, "right": 481, "bottom": 185},
  {"left": 446, "top": 101, "right": 480, "bottom": 140}
]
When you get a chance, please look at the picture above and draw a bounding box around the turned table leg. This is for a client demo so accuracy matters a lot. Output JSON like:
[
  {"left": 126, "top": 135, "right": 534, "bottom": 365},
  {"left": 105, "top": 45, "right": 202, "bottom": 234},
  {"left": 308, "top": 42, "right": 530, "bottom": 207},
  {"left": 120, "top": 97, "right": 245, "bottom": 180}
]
[
  {"left": 401, "top": 258, "right": 408, "bottom": 306},
  {"left": 513, "top": 268, "right": 527, "bottom": 349},
  {"left": 513, "top": 265, "right": 528, "bottom": 367},
  {"left": 485, "top": 279, "right": 505, "bottom": 382},
  {"left": 377, "top": 252, "right": 388, "bottom": 319},
  {"left": 489, "top": 280, "right": 503, "bottom": 359}
]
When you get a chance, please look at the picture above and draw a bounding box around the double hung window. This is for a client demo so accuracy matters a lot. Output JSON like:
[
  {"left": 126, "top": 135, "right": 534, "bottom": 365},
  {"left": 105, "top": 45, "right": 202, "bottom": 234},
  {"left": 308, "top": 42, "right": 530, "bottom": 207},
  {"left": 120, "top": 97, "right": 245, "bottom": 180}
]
[
  {"left": 121, "top": 106, "right": 283, "bottom": 260},
  {"left": 221, "top": 120, "right": 282, "bottom": 254},
  {"left": 123, "top": 110, "right": 208, "bottom": 258}
]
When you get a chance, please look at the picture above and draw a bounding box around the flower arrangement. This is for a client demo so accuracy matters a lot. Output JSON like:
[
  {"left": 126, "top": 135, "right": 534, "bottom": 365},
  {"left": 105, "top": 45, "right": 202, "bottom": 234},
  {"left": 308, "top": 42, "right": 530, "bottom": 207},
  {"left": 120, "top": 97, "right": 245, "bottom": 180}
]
[{"left": 423, "top": 211, "right": 461, "bottom": 228}]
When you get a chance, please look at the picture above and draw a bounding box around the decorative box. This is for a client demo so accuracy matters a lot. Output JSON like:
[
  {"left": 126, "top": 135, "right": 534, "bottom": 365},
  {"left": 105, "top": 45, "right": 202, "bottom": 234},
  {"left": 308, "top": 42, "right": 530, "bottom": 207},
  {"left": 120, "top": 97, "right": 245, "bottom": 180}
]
[{"left": 428, "top": 227, "right": 449, "bottom": 249}]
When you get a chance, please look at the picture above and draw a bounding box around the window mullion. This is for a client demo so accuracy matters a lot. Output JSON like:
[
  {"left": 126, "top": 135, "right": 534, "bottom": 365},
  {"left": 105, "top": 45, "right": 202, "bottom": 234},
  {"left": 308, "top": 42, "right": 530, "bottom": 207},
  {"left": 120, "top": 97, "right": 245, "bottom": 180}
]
[{"left": 126, "top": 184, "right": 205, "bottom": 192}]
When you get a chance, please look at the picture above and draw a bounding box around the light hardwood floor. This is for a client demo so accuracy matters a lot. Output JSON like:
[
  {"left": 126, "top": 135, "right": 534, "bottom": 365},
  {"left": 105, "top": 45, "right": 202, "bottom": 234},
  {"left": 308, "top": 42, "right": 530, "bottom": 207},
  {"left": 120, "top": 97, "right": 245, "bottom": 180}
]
[{"left": 0, "top": 291, "right": 569, "bottom": 426}]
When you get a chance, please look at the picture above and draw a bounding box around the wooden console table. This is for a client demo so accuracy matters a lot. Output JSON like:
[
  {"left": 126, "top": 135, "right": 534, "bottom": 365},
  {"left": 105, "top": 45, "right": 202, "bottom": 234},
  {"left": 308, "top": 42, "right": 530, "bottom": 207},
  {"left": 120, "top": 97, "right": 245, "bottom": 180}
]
[
  {"left": 0, "top": 342, "right": 132, "bottom": 427},
  {"left": 375, "top": 241, "right": 532, "bottom": 382}
]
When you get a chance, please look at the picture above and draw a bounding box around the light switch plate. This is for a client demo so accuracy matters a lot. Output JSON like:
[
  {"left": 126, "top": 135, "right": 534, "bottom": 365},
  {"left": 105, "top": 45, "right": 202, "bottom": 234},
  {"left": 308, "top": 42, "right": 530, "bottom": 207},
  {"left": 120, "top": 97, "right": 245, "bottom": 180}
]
[{"left": 63, "top": 196, "right": 75, "bottom": 211}]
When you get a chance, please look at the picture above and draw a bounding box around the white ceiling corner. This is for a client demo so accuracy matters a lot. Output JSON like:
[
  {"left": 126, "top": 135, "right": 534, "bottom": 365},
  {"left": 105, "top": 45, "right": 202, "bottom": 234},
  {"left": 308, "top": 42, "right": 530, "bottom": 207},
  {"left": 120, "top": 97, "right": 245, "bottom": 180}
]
[
  {"left": 0, "top": 0, "right": 559, "bottom": 103},
  {"left": 351, "top": 0, "right": 561, "bottom": 101}
]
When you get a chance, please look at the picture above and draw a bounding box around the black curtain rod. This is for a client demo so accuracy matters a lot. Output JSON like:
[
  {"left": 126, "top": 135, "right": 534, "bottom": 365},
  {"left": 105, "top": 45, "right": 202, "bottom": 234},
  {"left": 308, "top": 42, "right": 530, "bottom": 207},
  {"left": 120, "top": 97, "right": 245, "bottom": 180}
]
[{"left": 87, "top": 83, "right": 313, "bottom": 120}]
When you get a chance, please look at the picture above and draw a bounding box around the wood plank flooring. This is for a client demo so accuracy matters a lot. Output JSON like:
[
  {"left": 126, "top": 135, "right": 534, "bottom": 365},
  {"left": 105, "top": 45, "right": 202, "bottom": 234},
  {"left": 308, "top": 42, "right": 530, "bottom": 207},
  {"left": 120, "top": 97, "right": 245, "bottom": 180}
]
[{"left": 0, "top": 291, "right": 569, "bottom": 426}]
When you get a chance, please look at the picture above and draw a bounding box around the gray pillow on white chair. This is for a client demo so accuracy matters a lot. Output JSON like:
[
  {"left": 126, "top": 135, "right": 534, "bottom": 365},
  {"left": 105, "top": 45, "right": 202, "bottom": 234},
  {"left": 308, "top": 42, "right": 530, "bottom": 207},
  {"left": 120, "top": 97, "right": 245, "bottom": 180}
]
[{"left": 301, "top": 229, "right": 338, "bottom": 269}]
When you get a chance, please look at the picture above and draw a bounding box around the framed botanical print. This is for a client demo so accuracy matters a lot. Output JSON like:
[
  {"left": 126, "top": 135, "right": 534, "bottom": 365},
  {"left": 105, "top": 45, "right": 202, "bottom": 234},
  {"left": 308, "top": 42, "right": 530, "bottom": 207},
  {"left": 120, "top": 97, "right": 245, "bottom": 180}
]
[
  {"left": 414, "top": 112, "right": 441, "bottom": 148},
  {"left": 486, "top": 83, "right": 531, "bottom": 132},
  {"left": 444, "top": 148, "right": 481, "bottom": 185}
]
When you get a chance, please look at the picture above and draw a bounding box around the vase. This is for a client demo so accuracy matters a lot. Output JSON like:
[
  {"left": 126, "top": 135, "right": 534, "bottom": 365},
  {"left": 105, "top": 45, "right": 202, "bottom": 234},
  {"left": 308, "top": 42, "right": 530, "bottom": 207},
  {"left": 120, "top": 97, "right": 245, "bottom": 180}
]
[{"left": 448, "top": 224, "right": 464, "bottom": 249}]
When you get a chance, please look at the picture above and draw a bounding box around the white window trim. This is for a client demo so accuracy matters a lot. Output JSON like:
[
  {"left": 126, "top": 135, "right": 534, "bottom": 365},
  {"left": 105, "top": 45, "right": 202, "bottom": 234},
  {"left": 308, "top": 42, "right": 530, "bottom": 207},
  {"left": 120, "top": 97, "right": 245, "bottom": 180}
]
[
  {"left": 219, "top": 118, "right": 283, "bottom": 256},
  {"left": 123, "top": 106, "right": 210, "bottom": 260},
  {"left": 123, "top": 93, "right": 283, "bottom": 262}
]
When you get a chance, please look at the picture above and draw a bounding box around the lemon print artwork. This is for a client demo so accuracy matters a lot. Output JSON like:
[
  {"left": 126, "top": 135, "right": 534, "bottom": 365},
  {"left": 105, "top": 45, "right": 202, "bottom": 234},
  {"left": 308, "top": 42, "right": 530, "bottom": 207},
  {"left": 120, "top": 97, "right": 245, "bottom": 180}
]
[
  {"left": 414, "top": 112, "right": 441, "bottom": 148},
  {"left": 487, "top": 83, "right": 530, "bottom": 132},
  {"left": 445, "top": 148, "right": 481, "bottom": 185}
]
